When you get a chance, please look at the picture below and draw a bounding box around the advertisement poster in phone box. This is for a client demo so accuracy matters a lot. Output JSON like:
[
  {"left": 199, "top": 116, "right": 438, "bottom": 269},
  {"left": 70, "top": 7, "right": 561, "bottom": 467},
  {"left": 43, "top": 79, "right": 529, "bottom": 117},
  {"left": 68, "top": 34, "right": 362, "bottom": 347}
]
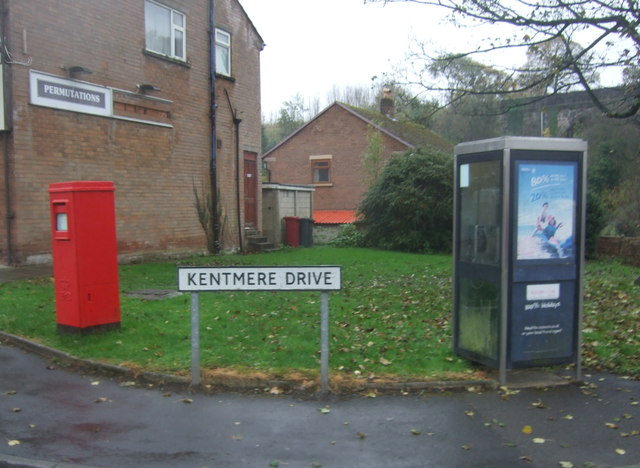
[{"left": 516, "top": 162, "right": 577, "bottom": 261}]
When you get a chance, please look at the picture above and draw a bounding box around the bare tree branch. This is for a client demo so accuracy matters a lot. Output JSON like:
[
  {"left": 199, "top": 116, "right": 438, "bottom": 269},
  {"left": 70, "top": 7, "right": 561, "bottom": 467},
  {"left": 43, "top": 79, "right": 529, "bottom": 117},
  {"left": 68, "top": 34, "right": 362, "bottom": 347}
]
[{"left": 366, "top": 0, "right": 640, "bottom": 118}]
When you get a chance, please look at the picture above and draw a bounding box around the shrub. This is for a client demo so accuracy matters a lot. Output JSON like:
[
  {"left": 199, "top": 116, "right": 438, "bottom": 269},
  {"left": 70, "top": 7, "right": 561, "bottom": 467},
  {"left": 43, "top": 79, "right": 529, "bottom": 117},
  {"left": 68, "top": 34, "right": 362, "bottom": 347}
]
[
  {"left": 330, "top": 223, "right": 365, "bottom": 247},
  {"left": 585, "top": 187, "right": 606, "bottom": 258},
  {"left": 358, "top": 147, "right": 454, "bottom": 253}
]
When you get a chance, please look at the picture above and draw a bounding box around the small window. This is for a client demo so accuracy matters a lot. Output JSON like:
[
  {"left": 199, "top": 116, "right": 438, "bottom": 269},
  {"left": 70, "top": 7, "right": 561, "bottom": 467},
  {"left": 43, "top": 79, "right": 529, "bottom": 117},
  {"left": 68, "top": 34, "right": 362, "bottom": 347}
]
[
  {"left": 145, "top": 0, "right": 186, "bottom": 61},
  {"left": 312, "top": 159, "right": 331, "bottom": 183},
  {"left": 215, "top": 29, "right": 231, "bottom": 76}
]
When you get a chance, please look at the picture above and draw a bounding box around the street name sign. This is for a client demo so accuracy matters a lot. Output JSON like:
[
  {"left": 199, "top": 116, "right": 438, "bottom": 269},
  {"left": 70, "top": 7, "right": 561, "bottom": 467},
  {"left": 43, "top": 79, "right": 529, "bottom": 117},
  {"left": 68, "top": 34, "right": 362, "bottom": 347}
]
[
  {"left": 179, "top": 265, "right": 342, "bottom": 394},
  {"left": 178, "top": 266, "right": 342, "bottom": 292}
]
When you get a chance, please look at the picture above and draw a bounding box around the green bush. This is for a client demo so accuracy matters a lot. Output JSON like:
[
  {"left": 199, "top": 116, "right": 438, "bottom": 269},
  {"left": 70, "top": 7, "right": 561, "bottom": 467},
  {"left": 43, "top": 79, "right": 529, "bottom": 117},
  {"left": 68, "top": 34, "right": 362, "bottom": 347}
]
[
  {"left": 585, "top": 187, "right": 606, "bottom": 258},
  {"left": 330, "top": 224, "right": 365, "bottom": 247},
  {"left": 358, "top": 147, "right": 454, "bottom": 253}
]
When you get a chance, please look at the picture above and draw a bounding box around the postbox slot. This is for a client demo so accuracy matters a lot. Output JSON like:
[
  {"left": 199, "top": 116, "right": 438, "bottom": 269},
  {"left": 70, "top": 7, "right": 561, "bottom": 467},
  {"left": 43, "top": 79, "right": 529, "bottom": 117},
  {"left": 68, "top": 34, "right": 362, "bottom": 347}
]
[{"left": 52, "top": 201, "right": 71, "bottom": 240}]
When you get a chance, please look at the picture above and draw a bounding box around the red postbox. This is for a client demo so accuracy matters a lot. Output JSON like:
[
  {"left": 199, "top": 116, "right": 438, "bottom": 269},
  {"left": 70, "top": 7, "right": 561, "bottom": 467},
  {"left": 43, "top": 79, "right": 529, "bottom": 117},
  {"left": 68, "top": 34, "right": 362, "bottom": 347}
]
[{"left": 49, "top": 181, "right": 120, "bottom": 333}]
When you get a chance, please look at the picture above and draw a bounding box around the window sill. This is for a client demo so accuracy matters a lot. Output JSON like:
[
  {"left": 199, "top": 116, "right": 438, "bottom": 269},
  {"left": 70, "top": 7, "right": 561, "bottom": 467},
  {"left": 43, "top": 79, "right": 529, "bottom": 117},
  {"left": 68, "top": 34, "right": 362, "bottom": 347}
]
[
  {"left": 215, "top": 73, "right": 236, "bottom": 83},
  {"left": 143, "top": 49, "right": 191, "bottom": 68},
  {"left": 312, "top": 183, "right": 333, "bottom": 187}
]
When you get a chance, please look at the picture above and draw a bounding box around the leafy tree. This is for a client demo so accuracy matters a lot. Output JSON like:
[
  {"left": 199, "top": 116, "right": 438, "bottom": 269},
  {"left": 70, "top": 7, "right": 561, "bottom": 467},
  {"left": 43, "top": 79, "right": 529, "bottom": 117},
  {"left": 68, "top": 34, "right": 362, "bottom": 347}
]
[
  {"left": 585, "top": 187, "right": 606, "bottom": 259},
  {"left": 366, "top": 0, "right": 640, "bottom": 118},
  {"left": 262, "top": 94, "right": 308, "bottom": 153},
  {"left": 581, "top": 114, "right": 640, "bottom": 236},
  {"left": 422, "top": 56, "right": 505, "bottom": 142},
  {"left": 518, "top": 37, "right": 600, "bottom": 97},
  {"left": 362, "top": 129, "right": 386, "bottom": 186},
  {"left": 358, "top": 147, "right": 454, "bottom": 253},
  {"left": 276, "top": 94, "right": 307, "bottom": 136}
]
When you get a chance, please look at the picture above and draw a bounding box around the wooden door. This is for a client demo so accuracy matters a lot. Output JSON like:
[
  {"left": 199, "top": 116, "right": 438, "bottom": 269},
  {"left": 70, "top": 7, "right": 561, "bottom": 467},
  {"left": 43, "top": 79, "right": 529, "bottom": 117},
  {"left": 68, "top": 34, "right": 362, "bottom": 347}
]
[{"left": 244, "top": 152, "right": 258, "bottom": 226}]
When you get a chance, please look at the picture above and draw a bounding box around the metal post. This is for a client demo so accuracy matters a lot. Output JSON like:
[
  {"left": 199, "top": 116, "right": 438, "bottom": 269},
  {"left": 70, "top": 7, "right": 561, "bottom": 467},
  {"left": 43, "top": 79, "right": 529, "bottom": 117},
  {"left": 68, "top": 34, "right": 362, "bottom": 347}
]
[
  {"left": 499, "top": 149, "right": 511, "bottom": 387},
  {"left": 320, "top": 291, "right": 330, "bottom": 395},
  {"left": 191, "top": 292, "right": 201, "bottom": 387}
]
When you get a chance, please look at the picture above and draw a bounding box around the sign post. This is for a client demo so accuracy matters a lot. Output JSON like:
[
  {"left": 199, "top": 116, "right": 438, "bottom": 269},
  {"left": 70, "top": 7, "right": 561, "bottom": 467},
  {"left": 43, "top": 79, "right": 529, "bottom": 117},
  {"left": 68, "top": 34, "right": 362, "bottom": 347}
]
[
  {"left": 178, "top": 266, "right": 342, "bottom": 393},
  {"left": 190, "top": 292, "right": 200, "bottom": 387}
]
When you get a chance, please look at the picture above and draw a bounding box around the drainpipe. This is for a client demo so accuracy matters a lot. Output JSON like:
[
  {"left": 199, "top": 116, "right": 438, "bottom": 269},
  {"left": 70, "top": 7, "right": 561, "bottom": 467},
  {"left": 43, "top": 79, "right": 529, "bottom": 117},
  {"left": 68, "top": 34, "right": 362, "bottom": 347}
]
[
  {"left": 224, "top": 89, "right": 243, "bottom": 253},
  {"left": 1, "top": 1, "right": 14, "bottom": 264},
  {"left": 208, "top": 0, "right": 220, "bottom": 254},
  {"left": 234, "top": 117, "right": 243, "bottom": 253}
]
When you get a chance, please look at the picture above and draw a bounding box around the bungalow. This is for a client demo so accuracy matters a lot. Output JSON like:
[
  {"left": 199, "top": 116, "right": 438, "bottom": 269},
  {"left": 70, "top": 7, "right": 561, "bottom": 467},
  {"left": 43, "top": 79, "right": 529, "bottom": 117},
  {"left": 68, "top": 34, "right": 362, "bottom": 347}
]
[{"left": 263, "top": 93, "right": 452, "bottom": 235}]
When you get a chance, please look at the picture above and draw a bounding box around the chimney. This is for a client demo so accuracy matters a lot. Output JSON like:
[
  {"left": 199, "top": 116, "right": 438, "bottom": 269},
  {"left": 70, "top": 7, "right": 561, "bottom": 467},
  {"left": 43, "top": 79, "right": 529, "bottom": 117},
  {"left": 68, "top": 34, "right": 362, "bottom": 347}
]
[{"left": 380, "top": 88, "right": 394, "bottom": 118}]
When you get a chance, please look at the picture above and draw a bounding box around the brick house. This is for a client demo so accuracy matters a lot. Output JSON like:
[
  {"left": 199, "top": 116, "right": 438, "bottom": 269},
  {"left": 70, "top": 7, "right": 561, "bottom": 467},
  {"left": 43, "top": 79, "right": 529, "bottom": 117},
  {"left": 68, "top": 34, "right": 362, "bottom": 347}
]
[
  {"left": 0, "top": 0, "right": 263, "bottom": 265},
  {"left": 264, "top": 98, "right": 452, "bottom": 226}
]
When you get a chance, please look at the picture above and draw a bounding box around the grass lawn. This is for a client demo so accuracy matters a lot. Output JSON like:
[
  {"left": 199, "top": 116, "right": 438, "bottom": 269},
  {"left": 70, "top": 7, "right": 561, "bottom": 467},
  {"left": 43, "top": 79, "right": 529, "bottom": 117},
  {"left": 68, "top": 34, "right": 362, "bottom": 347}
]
[{"left": 1, "top": 247, "right": 638, "bottom": 384}]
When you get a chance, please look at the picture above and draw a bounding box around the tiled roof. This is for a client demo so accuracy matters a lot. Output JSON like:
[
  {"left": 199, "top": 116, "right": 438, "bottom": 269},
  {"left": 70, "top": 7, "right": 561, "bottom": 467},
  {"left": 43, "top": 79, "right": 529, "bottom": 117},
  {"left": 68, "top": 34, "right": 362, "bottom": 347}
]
[
  {"left": 263, "top": 102, "right": 453, "bottom": 159},
  {"left": 342, "top": 104, "right": 453, "bottom": 153},
  {"left": 313, "top": 210, "right": 357, "bottom": 225}
]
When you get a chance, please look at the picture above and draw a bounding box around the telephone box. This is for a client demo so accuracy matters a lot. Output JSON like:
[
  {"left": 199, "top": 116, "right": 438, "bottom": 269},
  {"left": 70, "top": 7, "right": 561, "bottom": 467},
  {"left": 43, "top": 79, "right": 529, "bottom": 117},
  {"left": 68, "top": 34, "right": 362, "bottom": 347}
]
[
  {"left": 453, "top": 137, "right": 587, "bottom": 385},
  {"left": 49, "top": 181, "right": 120, "bottom": 333}
]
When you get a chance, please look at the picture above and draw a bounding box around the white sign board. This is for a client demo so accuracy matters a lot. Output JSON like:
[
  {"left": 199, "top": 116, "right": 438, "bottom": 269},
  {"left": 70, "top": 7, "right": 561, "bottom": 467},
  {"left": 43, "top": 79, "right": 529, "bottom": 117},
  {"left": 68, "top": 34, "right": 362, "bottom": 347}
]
[
  {"left": 178, "top": 266, "right": 342, "bottom": 292},
  {"left": 29, "top": 70, "right": 113, "bottom": 117}
]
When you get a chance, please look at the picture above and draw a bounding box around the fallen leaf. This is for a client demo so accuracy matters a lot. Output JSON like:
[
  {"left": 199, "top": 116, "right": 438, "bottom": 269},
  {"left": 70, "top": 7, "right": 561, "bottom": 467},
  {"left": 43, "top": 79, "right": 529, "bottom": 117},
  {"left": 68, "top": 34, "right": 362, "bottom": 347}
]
[
  {"left": 559, "top": 462, "right": 574, "bottom": 468},
  {"left": 461, "top": 445, "right": 472, "bottom": 451},
  {"left": 531, "top": 400, "right": 547, "bottom": 409},
  {"left": 379, "top": 357, "right": 392, "bottom": 366},
  {"left": 181, "top": 398, "right": 194, "bottom": 404},
  {"left": 5, "top": 390, "right": 17, "bottom": 395},
  {"left": 605, "top": 422, "right": 619, "bottom": 429},
  {"left": 522, "top": 425, "right": 533, "bottom": 434},
  {"left": 504, "top": 442, "right": 517, "bottom": 448},
  {"left": 91, "top": 381, "right": 100, "bottom": 386},
  {"left": 356, "top": 432, "right": 367, "bottom": 439},
  {"left": 269, "top": 386, "right": 283, "bottom": 395},
  {"left": 562, "top": 414, "right": 574, "bottom": 420},
  {"left": 410, "top": 429, "right": 421, "bottom": 435},
  {"left": 520, "top": 455, "right": 534, "bottom": 463},
  {"left": 532, "top": 438, "right": 546, "bottom": 444},
  {"left": 465, "top": 410, "right": 475, "bottom": 417},
  {"left": 615, "top": 448, "right": 626, "bottom": 455},
  {"left": 319, "top": 407, "right": 331, "bottom": 414},
  {"left": 11, "top": 408, "right": 21, "bottom": 413},
  {"left": 231, "top": 435, "right": 244, "bottom": 441},
  {"left": 7, "top": 440, "right": 20, "bottom": 446},
  {"left": 94, "top": 397, "right": 109, "bottom": 403}
]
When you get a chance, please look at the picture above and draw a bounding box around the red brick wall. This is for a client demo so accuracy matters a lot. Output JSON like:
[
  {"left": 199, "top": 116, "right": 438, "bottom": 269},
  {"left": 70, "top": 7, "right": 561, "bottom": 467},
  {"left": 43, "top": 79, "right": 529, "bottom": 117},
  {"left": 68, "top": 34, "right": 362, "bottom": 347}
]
[
  {"left": 0, "top": 0, "right": 262, "bottom": 264},
  {"left": 267, "top": 104, "right": 409, "bottom": 211},
  {"left": 597, "top": 236, "right": 640, "bottom": 267}
]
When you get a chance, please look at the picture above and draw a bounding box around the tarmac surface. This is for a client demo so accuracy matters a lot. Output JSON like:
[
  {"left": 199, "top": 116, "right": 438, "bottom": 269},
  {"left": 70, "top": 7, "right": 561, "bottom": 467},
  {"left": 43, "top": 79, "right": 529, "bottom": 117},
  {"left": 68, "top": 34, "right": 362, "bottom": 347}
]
[{"left": 1, "top": 265, "right": 640, "bottom": 467}]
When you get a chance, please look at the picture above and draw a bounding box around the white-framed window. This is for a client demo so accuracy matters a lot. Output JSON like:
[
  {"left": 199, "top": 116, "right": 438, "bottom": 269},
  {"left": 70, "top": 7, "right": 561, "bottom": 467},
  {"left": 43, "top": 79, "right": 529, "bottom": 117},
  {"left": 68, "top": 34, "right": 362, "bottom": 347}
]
[
  {"left": 145, "top": 0, "right": 186, "bottom": 61},
  {"left": 215, "top": 29, "right": 231, "bottom": 76},
  {"left": 310, "top": 155, "right": 332, "bottom": 184}
]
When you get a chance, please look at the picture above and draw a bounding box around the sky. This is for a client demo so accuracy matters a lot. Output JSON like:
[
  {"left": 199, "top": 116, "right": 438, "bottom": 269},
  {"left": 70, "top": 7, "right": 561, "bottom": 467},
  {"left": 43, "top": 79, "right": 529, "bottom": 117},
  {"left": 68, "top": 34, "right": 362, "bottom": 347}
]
[
  {"left": 238, "top": 0, "right": 626, "bottom": 120},
  {"left": 239, "top": 0, "right": 461, "bottom": 119}
]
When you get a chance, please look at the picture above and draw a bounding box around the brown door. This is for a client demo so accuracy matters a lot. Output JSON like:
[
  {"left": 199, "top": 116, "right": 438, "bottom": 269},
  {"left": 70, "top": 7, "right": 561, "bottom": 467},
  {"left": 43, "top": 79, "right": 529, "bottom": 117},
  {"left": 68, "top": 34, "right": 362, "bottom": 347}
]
[{"left": 244, "top": 152, "right": 258, "bottom": 226}]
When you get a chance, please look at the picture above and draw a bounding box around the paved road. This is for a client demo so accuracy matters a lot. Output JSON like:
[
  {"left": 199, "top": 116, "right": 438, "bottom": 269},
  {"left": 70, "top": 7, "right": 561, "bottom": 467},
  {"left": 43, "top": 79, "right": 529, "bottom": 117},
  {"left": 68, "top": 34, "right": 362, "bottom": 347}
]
[{"left": 1, "top": 342, "right": 639, "bottom": 468}]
